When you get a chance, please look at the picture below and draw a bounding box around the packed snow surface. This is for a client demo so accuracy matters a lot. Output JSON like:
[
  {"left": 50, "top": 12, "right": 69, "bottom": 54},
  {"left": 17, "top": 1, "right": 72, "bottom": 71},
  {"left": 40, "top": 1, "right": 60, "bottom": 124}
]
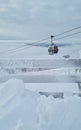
[{"left": 0, "top": 79, "right": 81, "bottom": 130}]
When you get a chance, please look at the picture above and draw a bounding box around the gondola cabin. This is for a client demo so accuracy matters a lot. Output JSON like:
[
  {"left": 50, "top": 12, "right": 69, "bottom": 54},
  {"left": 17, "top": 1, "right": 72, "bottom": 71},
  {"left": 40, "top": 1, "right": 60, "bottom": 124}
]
[
  {"left": 48, "top": 44, "right": 58, "bottom": 55},
  {"left": 48, "top": 36, "right": 58, "bottom": 55}
]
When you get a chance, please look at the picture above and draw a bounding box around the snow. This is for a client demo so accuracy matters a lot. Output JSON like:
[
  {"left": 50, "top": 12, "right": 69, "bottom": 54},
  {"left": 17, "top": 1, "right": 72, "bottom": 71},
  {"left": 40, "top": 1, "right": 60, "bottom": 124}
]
[
  {"left": 12, "top": 120, "right": 26, "bottom": 130},
  {"left": 0, "top": 41, "right": 81, "bottom": 130},
  {"left": 80, "top": 50, "right": 81, "bottom": 58},
  {"left": 36, "top": 95, "right": 81, "bottom": 130},
  {"left": 0, "top": 41, "right": 81, "bottom": 83},
  {"left": 0, "top": 79, "right": 26, "bottom": 119},
  {"left": 0, "top": 41, "right": 81, "bottom": 59},
  {"left": 25, "top": 83, "right": 79, "bottom": 93},
  {"left": 0, "top": 79, "right": 81, "bottom": 130},
  {"left": 0, "top": 59, "right": 81, "bottom": 83}
]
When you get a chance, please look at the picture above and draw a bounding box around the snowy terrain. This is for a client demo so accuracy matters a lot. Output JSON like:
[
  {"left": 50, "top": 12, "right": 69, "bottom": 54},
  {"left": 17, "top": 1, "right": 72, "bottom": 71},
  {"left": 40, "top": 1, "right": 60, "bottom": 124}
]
[
  {"left": 0, "top": 41, "right": 81, "bottom": 130},
  {"left": 0, "top": 79, "right": 81, "bottom": 130},
  {"left": 0, "top": 40, "right": 81, "bottom": 59}
]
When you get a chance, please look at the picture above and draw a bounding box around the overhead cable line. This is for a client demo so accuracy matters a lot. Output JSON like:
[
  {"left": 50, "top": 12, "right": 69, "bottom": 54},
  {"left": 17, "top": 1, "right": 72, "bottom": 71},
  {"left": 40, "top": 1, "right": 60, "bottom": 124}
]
[
  {"left": 1, "top": 25, "right": 81, "bottom": 56},
  {"left": 24, "top": 25, "right": 81, "bottom": 45},
  {"left": 0, "top": 45, "right": 26, "bottom": 54},
  {"left": 54, "top": 25, "right": 81, "bottom": 37},
  {"left": 55, "top": 31, "right": 81, "bottom": 40},
  {"left": 25, "top": 37, "right": 50, "bottom": 45},
  {"left": 0, "top": 39, "right": 50, "bottom": 56},
  {"left": 1, "top": 41, "right": 49, "bottom": 57}
]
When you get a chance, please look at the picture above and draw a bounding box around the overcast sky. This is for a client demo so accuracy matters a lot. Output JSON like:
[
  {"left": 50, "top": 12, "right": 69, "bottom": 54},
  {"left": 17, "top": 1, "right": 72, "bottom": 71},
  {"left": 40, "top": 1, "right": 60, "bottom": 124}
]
[{"left": 0, "top": 0, "right": 81, "bottom": 40}]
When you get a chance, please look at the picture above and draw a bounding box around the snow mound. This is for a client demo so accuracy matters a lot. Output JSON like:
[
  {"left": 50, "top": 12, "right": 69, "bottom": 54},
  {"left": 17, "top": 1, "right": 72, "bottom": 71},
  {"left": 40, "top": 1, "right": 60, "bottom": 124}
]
[
  {"left": 0, "top": 78, "right": 81, "bottom": 130},
  {"left": 4, "top": 78, "right": 25, "bottom": 95},
  {"left": 0, "top": 79, "right": 25, "bottom": 106},
  {"left": 0, "top": 79, "right": 27, "bottom": 119}
]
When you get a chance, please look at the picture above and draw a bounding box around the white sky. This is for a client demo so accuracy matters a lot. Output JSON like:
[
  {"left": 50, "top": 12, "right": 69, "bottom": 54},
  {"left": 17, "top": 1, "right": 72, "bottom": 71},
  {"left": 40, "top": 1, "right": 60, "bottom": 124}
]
[{"left": 0, "top": 0, "right": 81, "bottom": 41}]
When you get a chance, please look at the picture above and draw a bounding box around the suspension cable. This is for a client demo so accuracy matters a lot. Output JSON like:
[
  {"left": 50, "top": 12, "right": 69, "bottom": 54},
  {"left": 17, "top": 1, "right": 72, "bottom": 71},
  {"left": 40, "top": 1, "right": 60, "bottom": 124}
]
[
  {"left": 54, "top": 25, "right": 81, "bottom": 37},
  {"left": 55, "top": 31, "right": 81, "bottom": 40},
  {"left": 0, "top": 25, "right": 81, "bottom": 56},
  {"left": 0, "top": 45, "right": 26, "bottom": 54},
  {"left": 0, "top": 39, "right": 50, "bottom": 56},
  {"left": 25, "top": 37, "right": 50, "bottom": 44}
]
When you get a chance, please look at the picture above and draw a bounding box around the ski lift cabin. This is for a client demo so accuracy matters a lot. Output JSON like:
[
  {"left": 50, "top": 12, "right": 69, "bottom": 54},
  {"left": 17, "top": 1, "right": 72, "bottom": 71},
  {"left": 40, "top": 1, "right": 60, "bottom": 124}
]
[{"left": 48, "top": 36, "right": 58, "bottom": 55}]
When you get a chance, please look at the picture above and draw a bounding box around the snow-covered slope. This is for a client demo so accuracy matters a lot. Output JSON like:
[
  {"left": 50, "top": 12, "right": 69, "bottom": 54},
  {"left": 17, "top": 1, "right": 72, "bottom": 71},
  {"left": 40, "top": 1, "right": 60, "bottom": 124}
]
[
  {"left": 0, "top": 79, "right": 81, "bottom": 130},
  {"left": 0, "top": 41, "right": 81, "bottom": 59},
  {"left": 0, "top": 41, "right": 81, "bottom": 130},
  {"left": 0, "top": 41, "right": 81, "bottom": 83},
  {"left": 0, "top": 79, "right": 39, "bottom": 130},
  {"left": 0, "top": 59, "right": 81, "bottom": 83}
]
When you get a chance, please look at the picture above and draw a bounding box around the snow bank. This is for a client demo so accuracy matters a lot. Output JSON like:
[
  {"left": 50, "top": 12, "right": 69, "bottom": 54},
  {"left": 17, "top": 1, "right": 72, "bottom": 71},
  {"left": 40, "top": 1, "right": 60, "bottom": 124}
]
[
  {"left": 0, "top": 78, "right": 25, "bottom": 97},
  {"left": 0, "top": 79, "right": 26, "bottom": 120},
  {"left": 0, "top": 79, "right": 81, "bottom": 130},
  {"left": 0, "top": 79, "right": 25, "bottom": 107}
]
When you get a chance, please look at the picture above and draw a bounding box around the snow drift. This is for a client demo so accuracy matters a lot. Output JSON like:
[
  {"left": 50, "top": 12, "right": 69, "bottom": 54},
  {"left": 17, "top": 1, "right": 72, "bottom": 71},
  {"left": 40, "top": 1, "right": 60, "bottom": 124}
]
[{"left": 0, "top": 79, "right": 81, "bottom": 130}]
